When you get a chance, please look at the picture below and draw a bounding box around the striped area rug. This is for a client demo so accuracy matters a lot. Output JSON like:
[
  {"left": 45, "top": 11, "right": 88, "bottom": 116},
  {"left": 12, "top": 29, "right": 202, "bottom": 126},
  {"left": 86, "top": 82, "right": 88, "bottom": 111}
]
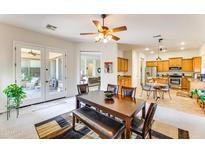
[{"left": 35, "top": 112, "right": 189, "bottom": 139}]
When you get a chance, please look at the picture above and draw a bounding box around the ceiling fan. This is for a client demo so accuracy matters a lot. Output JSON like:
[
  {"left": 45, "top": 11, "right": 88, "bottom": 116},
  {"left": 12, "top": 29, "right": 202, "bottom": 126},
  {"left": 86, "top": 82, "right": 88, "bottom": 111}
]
[
  {"left": 28, "top": 50, "right": 40, "bottom": 56},
  {"left": 80, "top": 14, "right": 127, "bottom": 43}
]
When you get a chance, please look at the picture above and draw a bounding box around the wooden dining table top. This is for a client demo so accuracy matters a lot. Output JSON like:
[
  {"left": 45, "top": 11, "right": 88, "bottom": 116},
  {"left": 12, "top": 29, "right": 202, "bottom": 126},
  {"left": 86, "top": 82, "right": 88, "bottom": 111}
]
[
  {"left": 76, "top": 91, "right": 146, "bottom": 119},
  {"left": 146, "top": 82, "right": 168, "bottom": 88}
]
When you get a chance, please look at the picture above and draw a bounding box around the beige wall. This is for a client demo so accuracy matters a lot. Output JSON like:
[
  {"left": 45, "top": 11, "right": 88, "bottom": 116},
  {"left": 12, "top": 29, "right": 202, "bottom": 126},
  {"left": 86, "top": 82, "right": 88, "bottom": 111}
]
[
  {"left": 200, "top": 44, "right": 205, "bottom": 73},
  {"left": 0, "top": 23, "right": 77, "bottom": 112}
]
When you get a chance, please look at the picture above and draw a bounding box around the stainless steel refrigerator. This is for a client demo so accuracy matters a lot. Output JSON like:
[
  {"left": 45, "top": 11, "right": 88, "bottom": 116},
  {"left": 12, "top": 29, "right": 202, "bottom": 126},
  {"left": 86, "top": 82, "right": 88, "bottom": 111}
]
[{"left": 145, "top": 67, "right": 157, "bottom": 80}]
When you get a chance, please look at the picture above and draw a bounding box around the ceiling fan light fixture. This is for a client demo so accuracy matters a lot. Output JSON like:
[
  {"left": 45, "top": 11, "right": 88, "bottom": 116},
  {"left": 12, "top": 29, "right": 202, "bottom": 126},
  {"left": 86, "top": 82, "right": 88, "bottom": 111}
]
[
  {"left": 106, "top": 34, "right": 112, "bottom": 40},
  {"left": 103, "top": 38, "right": 108, "bottom": 43},
  {"left": 95, "top": 36, "right": 100, "bottom": 41},
  {"left": 99, "top": 33, "right": 104, "bottom": 39}
]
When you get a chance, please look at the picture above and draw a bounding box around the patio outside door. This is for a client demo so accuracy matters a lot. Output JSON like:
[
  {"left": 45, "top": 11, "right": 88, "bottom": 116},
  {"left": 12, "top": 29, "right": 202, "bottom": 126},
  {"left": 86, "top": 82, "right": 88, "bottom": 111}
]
[
  {"left": 14, "top": 42, "right": 66, "bottom": 106},
  {"left": 45, "top": 49, "right": 66, "bottom": 101}
]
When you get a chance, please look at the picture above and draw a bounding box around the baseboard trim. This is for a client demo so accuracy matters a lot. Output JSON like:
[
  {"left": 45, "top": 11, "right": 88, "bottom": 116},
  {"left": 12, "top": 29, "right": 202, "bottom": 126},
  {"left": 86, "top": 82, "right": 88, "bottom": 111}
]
[{"left": 0, "top": 96, "right": 74, "bottom": 115}]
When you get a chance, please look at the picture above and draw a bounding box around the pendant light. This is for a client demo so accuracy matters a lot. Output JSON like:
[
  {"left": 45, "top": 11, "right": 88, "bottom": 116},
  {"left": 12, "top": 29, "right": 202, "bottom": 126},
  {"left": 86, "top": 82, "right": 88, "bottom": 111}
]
[{"left": 156, "top": 38, "right": 163, "bottom": 61}]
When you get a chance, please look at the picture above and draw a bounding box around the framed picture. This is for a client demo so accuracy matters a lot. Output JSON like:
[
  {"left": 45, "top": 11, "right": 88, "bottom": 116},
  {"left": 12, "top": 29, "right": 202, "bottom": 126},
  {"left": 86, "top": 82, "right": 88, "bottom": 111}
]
[{"left": 104, "top": 61, "right": 113, "bottom": 73}]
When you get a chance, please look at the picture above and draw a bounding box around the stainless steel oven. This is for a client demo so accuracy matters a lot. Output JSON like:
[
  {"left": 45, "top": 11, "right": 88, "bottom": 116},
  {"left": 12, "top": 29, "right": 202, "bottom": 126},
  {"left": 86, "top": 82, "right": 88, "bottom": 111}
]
[{"left": 169, "top": 74, "right": 182, "bottom": 88}]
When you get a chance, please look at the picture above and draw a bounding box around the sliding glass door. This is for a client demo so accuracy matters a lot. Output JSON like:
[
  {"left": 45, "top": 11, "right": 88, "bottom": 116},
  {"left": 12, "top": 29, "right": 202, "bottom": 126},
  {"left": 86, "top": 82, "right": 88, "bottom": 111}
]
[{"left": 14, "top": 42, "right": 66, "bottom": 106}]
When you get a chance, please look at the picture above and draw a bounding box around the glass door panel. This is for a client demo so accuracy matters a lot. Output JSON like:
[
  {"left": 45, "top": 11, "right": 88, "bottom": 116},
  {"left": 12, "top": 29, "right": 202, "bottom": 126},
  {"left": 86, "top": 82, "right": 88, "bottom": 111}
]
[
  {"left": 21, "top": 48, "right": 41, "bottom": 99},
  {"left": 15, "top": 44, "right": 45, "bottom": 106},
  {"left": 46, "top": 50, "right": 66, "bottom": 100}
]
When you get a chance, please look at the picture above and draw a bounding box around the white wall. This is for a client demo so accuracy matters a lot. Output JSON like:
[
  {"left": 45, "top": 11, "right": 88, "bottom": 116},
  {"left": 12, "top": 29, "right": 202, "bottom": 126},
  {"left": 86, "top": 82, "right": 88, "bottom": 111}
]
[
  {"left": 75, "top": 42, "right": 118, "bottom": 90},
  {"left": 0, "top": 23, "right": 77, "bottom": 113},
  {"left": 132, "top": 50, "right": 146, "bottom": 91},
  {"left": 200, "top": 44, "right": 205, "bottom": 73},
  {"left": 146, "top": 50, "right": 200, "bottom": 61}
]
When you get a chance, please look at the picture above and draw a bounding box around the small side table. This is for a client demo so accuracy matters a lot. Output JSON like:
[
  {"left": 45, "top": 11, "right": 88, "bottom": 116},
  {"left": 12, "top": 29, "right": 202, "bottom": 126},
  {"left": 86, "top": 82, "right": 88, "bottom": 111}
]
[{"left": 6, "top": 98, "right": 20, "bottom": 120}]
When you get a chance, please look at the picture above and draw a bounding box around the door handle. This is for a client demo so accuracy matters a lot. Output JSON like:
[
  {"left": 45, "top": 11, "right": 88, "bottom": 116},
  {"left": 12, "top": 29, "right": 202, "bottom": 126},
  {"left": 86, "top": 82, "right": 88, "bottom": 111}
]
[{"left": 45, "top": 81, "right": 49, "bottom": 83}]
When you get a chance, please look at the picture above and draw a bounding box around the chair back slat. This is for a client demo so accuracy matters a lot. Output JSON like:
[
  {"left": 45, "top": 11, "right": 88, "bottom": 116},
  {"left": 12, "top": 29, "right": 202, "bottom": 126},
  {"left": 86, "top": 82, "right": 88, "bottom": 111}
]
[
  {"left": 121, "top": 86, "right": 136, "bottom": 98},
  {"left": 107, "top": 84, "right": 119, "bottom": 95},
  {"left": 77, "top": 84, "right": 89, "bottom": 95},
  {"left": 143, "top": 103, "right": 157, "bottom": 134}
]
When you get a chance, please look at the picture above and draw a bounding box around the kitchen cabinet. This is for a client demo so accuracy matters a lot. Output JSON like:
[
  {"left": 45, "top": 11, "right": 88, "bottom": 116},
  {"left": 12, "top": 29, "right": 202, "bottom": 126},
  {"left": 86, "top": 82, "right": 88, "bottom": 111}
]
[
  {"left": 193, "top": 56, "right": 201, "bottom": 73},
  {"left": 181, "top": 77, "right": 190, "bottom": 91},
  {"left": 146, "top": 61, "right": 158, "bottom": 67},
  {"left": 118, "top": 57, "right": 128, "bottom": 72},
  {"left": 169, "top": 57, "right": 182, "bottom": 67},
  {"left": 182, "top": 59, "right": 193, "bottom": 72},
  {"left": 157, "top": 60, "right": 169, "bottom": 72},
  {"left": 152, "top": 77, "right": 169, "bottom": 84},
  {"left": 118, "top": 76, "right": 132, "bottom": 87}
]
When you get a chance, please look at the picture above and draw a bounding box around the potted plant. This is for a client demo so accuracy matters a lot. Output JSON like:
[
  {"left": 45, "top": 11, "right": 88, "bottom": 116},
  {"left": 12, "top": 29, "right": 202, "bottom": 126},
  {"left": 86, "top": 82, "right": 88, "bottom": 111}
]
[
  {"left": 3, "top": 84, "right": 26, "bottom": 119},
  {"left": 191, "top": 89, "right": 205, "bottom": 108}
]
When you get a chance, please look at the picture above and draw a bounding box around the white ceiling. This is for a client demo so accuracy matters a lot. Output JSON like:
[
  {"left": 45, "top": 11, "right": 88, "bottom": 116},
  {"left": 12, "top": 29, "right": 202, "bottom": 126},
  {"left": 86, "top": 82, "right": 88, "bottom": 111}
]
[{"left": 0, "top": 14, "right": 205, "bottom": 52}]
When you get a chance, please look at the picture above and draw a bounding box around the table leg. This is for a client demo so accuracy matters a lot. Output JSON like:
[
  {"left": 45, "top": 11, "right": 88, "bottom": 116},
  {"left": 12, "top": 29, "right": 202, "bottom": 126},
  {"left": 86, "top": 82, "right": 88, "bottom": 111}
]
[
  {"left": 142, "top": 103, "right": 146, "bottom": 119},
  {"left": 76, "top": 98, "right": 80, "bottom": 123},
  {"left": 76, "top": 99, "right": 80, "bottom": 109},
  {"left": 125, "top": 118, "right": 132, "bottom": 139}
]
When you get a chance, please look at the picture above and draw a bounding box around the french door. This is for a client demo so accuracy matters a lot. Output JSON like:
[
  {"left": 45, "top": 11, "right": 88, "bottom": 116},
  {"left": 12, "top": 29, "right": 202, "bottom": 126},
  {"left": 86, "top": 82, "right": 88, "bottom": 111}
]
[{"left": 14, "top": 42, "right": 66, "bottom": 106}]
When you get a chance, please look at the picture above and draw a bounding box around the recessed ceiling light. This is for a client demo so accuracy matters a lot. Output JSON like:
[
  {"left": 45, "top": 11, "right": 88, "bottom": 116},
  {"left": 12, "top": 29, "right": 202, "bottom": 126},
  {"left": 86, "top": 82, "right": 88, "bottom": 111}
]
[
  {"left": 180, "top": 42, "right": 185, "bottom": 45},
  {"left": 180, "top": 47, "right": 185, "bottom": 50},
  {"left": 46, "top": 24, "right": 57, "bottom": 31},
  {"left": 145, "top": 48, "right": 150, "bottom": 51},
  {"left": 150, "top": 51, "right": 154, "bottom": 54}
]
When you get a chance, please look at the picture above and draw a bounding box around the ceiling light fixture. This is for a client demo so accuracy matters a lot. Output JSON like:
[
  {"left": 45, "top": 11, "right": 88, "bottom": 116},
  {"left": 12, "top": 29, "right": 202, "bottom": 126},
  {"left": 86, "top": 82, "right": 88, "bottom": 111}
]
[
  {"left": 180, "top": 42, "right": 185, "bottom": 45},
  {"left": 80, "top": 14, "right": 127, "bottom": 43},
  {"left": 145, "top": 48, "right": 150, "bottom": 51},
  {"left": 180, "top": 47, "right": 185, "bottom": 50},
  {"left": 156, "top": 38, "right": 163, "bottom": 61}
]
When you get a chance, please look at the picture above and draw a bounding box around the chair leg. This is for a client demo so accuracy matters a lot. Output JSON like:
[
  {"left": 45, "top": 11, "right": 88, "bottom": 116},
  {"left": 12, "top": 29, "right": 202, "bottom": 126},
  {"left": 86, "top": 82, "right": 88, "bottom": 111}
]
[
  {"left": 147, "top": 91, "right": 151, "bottom": 99},
  {"left": 162, "top": 91, "right": 164, "bottom": 99},
  {"left": 168, "top": 90, "right": 172, "bottom": 100},
  {"left": 141, "top": 90, "right": 143, "bottom": 96},
  {"left": 72, "top": 115, "right": 76, "bottom": 131},
  {"left": 121, "top": 131, "right": 125, "bottom": 139},
  {"left": 149, "top": 129, "right": 152, "bottom": 139}
]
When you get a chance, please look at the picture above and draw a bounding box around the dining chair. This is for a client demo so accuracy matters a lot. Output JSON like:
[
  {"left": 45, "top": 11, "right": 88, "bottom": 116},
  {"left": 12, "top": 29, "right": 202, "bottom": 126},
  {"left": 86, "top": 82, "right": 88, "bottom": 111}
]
[
  {"left": 121, "top": 86, "right": 136, "bottom": 98},
  {"left": 140, "top": 83, "right": 156, "bottom": 98},
  {"left": 77, "top": 84, "right": 90, "bottom": 108},
  {"left": 131, "top": 103, "right": 158, "bottom": 139},
  {"left": 77, "top": 83, "right": 89, "bottom": 95},
  {"left": 107, "top": 84, "right": 119, "bottom": 95},
  {"left": 160, "top": 84, "right": 172, "bottom": 100}
]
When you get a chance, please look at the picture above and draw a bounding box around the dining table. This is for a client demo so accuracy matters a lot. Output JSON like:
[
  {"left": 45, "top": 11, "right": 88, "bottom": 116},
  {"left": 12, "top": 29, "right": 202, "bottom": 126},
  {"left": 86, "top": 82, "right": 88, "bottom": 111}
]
[
  {"left": 76, "top": 90, "right": 146, "bottom": 139},
  {"left": 146, "top": 82, "right": 168, "bottom": 99}
]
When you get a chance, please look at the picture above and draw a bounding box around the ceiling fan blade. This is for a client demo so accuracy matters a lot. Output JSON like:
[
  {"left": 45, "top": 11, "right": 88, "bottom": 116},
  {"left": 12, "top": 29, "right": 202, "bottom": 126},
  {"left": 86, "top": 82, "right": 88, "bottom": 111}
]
[
  {"left": 111, "top": 26, "right": 127, "bottom": 32},
  {"left": 93, "top": 20, "right": 103, "bottom": 31},
  {"left": 111, "top": 35, "right": 120, "bottom": 41},
  {"left": 80, "top": 32, "right": 98, "bottom": 35}
]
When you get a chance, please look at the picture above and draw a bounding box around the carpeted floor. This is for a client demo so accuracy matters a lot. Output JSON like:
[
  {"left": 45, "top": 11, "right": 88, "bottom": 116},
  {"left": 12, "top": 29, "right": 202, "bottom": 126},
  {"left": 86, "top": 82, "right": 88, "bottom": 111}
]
[{"left": 35, "top": 112, "right": 189, "bottom": 139}]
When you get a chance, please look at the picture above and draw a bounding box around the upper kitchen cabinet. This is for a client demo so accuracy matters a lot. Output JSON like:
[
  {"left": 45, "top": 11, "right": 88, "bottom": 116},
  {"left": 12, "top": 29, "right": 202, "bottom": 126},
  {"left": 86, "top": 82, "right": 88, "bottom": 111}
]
[
  {"left": 182, "top": 58, "right": 193, "bottom": 72},
  {"left": 146, "top": 61, "right": 158, "bottom": 67},
  {"left": 157, "top": 60, "right": 169, "bottom": 72},
  {"left": 118, "top": 57, "right": 128, "bottom": 72},
  {"left": 169, "top": 57, "right": 182, "bottom": 67},
  {"left": 193, "top": 56, "right": 201, "bottom": 73}
]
